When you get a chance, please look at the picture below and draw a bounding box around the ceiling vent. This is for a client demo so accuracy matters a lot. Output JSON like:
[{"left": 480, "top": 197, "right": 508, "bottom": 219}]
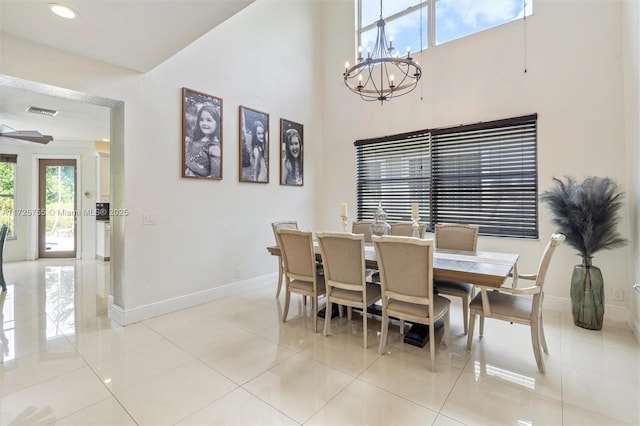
[{"left": 26, "top": 106, "right": 59, "bottom": 117}]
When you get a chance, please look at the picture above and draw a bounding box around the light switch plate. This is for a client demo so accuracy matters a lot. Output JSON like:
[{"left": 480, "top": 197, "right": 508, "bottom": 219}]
[{"left": 143, "top": 213, "right": 156, "bottom": 225}]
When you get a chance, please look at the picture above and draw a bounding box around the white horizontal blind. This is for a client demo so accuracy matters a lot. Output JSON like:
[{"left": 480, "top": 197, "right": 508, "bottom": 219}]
[{"left": 355, "top": 114, "right": 538, "bottom": 239}]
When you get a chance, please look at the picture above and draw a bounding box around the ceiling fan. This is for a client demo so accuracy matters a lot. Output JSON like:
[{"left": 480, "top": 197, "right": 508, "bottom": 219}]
[{"left": 0, "top": 124, "right": 53, "bottom": 144}]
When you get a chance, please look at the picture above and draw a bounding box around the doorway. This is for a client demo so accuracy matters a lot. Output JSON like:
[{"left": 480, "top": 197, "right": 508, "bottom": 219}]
[
  {"left": 2, "top": 75, "right": 125, "bottom": 323},
  {"left": 38, "top": 159, "right": 77, "bottom": 258}
]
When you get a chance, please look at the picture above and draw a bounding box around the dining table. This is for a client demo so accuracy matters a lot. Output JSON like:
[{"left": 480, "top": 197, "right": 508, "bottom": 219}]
[
  {"left": 267, "top": 243, "right": 519, "bottom": 289},
  {"left": 267, "top": 241, "right": 520, "bottom": 346}
]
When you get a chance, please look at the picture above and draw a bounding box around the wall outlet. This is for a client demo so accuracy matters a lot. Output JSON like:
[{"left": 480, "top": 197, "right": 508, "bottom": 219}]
[{"left": 612, "top": 288, "right": 624, "bottom": 302}]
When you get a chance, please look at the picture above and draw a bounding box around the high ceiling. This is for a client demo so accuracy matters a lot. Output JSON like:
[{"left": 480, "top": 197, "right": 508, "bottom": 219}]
[{"left": 0, "top": 0, "right": 255, "bottom": 143}]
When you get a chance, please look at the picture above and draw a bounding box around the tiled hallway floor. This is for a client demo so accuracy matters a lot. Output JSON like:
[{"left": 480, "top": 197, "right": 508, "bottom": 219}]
[{"left": 1, "top": 259, "right": 639, "bottom": 425}]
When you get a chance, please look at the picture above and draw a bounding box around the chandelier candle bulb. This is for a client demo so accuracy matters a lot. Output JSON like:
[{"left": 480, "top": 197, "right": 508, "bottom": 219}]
[
  {"left": 412, "top": 203, "right": 419, "bottom": 218},
  {"left": 341, "top": 203, "right": 348, "bottom": 217}
]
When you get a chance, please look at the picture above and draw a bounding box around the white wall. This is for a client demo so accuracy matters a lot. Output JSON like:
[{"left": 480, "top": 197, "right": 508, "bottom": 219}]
[
  {"left": 1, "top": 0, "right": 637, "bottom": 327},
  {"left": 116, "top": 0, "right": 323, "bottom": 314},
  {"left": 623, "top": 0, "right": 640, "bottom": 339},
  {"left": 320, "top": 0, "right": 633, "bottom": 324}
]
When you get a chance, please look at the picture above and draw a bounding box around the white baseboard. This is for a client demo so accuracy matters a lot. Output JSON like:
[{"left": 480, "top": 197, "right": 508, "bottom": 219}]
[
  {"left": 544, "top": 295, "right": 631, "bottom": 329},
  {"left": 107, "top": 294, "right": 124, "bottom": 325},
  {"left": 108, "top": 274, "right": 276, "bottom": 326}
]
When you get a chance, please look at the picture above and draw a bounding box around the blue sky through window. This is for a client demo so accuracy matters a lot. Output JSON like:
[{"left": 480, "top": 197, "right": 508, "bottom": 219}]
[
  {"left": 360, "top": 0, "right": 532, "bottom": 52},
  {"left": 436, "top": 0, "right": 532, "bottom": 44}
]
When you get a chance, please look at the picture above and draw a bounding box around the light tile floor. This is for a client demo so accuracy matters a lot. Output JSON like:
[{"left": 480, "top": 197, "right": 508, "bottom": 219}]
[{"left": 1, "top": 259, "right": 639, "bottom": 425}]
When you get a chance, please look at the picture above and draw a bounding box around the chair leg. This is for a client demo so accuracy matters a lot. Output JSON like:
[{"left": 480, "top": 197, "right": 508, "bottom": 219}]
[
  {"left": 429, "top": 322, "right": 436, "bottom": 372},
  {"left": 276, "top": 260, "right": 284, "bottom": 297},
  {"left": 531, "top": 320, "right": 546, "bottom": 373},
  {"left": 378, "top": 311, "right": 389, "bottom": 354},
  {"left": 479, "top": 315, "right": 485, "bottom": 336},
  {"left": 540, "top": 313, "right": 549, "bottom": 354},
  {"left": 462, "top": 294, "right": 469, "bottom": 335},
  {"left": 347, "top": 306, "right": 352, "bottom": 321},
  {"left": 363, "top": 306, "right": 368, "bottom": 349},
  {"left": 312, "top": 296, "right": 318, "bottom": 333},
  {"left": 324, "top": 300, "right": 332, "bottom": 337},
  {"left": 399, "top": 320, "right": 405, "bottom": 335},
  {"left": 282, "top": 290, "right": 291, "bottom": 323},
  {"left": 443, "top": 309, "right": 450, "bottom": 347},
  {"left": 466, "top": 312, "right": 476, "bottom": 350}
]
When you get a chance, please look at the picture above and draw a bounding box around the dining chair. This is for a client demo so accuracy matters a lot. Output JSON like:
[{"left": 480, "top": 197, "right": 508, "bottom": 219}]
[
  {"left": 373, "top": 235, "right": 450, "bottom": 372},
  {"left": 434, "top": 223, "right": 480, "bottom": 334},
  {"left": 278, "top": 229, "right": 326, "bottom": 333},
  {"left": 466, "top": 233, "right": 565, "bottom": 374},
  {"left": 316, "top": 232, "right": 381, "bottom": 348},
  {"left": 271, "top": 220, "right": 298, "bottom": 297},
  {"left": 0, "top": 224, "right": 8, "bottom": 292},
  {"left": 390, "top": 221, "right": 426, "bottom": 238},
  {"left": 351, "top": 220, "right": 373, "bottom": 242}
]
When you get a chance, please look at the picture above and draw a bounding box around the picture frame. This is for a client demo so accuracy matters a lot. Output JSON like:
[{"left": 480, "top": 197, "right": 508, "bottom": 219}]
[
  {"left": 239, "top": 106, "right": 269, "bottom": 183},
  {"left": 280, "top": 119, "right": 304, "bottom": 186},
  {"left": 182, "top": 88, "right": 223, "bottom": 180}
]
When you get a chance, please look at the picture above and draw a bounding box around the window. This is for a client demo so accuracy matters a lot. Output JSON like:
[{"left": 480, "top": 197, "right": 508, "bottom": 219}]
[
  {"left": 359, "top": 0, "right": 532, "bottom": 52},
  {"left": 356, "top": 131, "right": 431, "bottom": 222},
  {"left": 355, "top": 114, "right": 538, "bottom": 239},
  {"left": 0, "top": 154, "right": 17, "bottom": 237}
]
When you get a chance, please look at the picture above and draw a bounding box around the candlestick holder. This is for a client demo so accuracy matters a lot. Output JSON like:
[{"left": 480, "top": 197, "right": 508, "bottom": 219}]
[
  {"left": 412, "top": 216, "right": 421, "bottom": 238},
  {"left": 341, "top": 215, "right": 349, "bottom": 232}
]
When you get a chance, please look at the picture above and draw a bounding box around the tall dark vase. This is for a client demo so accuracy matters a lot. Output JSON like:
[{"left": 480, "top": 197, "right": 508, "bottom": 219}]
[{"left": 570, "top": 256, "right": 604, "bottom": 330}]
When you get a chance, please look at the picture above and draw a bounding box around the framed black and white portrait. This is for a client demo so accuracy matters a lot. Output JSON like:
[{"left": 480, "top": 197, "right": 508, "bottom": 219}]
[
  {"left": 239, "top": 106, "right": 269, "bottom": 183},
  {"left": 182, "top": 88, "right": 223, "bottom": 180},
  {"left": 280, "top": 119, "right": 303, "bottom": 186}
]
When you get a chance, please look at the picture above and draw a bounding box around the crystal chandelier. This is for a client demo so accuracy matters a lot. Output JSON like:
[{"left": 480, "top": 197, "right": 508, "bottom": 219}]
[{"left": 343, "top": 0, "right": 422, "bottom": 104}]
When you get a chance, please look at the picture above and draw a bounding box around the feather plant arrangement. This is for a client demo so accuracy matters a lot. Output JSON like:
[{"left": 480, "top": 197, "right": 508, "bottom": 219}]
[
  {"left": 539, "top": 176, "right": 627, "bottom": 258},
  {"left": 539, "top": 176, "right": 627, "bottom": 330}
]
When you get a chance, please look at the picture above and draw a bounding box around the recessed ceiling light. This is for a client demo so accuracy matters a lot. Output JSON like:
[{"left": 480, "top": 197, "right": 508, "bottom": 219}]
[{"left": 48, "top": 3, "right": 78, "bottom": 19}]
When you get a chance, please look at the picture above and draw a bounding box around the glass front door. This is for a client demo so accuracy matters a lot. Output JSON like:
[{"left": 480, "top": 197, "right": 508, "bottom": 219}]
[{"left": 38, "top": 159, "right": 77, "bottom": 258}]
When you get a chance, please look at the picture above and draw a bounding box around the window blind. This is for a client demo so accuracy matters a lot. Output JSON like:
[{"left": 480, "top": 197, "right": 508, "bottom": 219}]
[
  {"left": 356, "top": 131, "right": 431, "bottom": 222},
  {"left": 355, "top": 114, "right": 538, "bottom": 239},
  {"left": 0, "top": 154, "right": 17, "bottom": 163},
  {"left": 431, "top": 115, "right": 538, "bottom": 238}
]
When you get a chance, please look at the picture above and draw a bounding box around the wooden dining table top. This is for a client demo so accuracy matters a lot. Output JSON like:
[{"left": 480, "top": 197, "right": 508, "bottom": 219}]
[{"left": 267, "top": 243, "right": 519, "bottom": 289}]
